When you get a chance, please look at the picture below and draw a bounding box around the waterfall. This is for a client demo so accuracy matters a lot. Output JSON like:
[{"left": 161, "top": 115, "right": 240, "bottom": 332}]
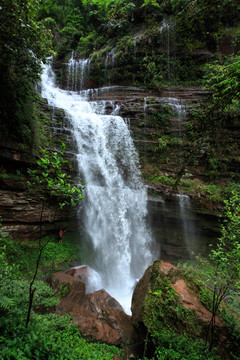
[
  {"left": 105, "top": 48, "right": 115, "bottom": 71},
  {"left": 68, "top": 52, "right": 91, "bottom": 91},
  {"left": 134, "top": 36, "right": 137, "bottom": 60},
  {"left": 143, "top": 97, "right": 147, "bottom": 119},
  {"left": 160, "top": 97, "right": 185, "bottom": 117},
  {"left": 41, "top": 60, "right": 156, "bottom": 313},
  {"left": 160, "top": 19, "right": 176, "bottom": 82},
  {"left": 177, "top": 194, "right": 197, "bottom": 256},
  {"left": 160, "top": 97, "right": 186, "bottom": 136}
]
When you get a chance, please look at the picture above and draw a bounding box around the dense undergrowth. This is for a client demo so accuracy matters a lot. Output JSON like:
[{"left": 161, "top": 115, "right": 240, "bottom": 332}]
[
  {"left": 1, "top": 209, "right": 240, "bottom": 359},
  {"left": 0, "top": 229, "right": 124, "bottom": 359}
]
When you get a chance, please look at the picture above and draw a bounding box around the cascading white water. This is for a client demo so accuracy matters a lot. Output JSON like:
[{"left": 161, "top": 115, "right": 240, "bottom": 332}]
[
  {"left": 160, "top": 97, "right": 186, "bottom": 135},
  {"left": 68, "top": 52, "right": 91, "bottom": 91},
  {"left": 160, "top": 19, "right": 176, "bottom": 82},
  {"left": 160, "top": 97, "right": 185, "bottom": 117},
  {"left": 176, "top": 194, "right": 197, "bottom": 256},
  {"left": 41, "top": 61, "right": 155, "bottom": 313},
  {"left": 105, "top": 48, "right": 115, "bottom": 71}
]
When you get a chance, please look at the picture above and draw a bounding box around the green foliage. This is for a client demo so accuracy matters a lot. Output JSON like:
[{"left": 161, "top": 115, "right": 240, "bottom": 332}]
[
  {"left": 173, "top": 0, "right": 240, "bottom": 53},
  {"left": 142, "top": 329, "right": 219, "bottom": 360},
  {"left": 0, "top": 312, "right": 123, "bottom": 359},
  {"left": 143, "top": 57, "right": 164, "bottom": 88},
  {"left": 141, "top": 0, "right": 160, "bottom": 9},
  {"left": 157, "top": 137, "right": 168, "bottom": 151},
  {"left": 0, "top": 222, "right": 123, "bottom": 359},
  {"left": 187, "top": 56, "right": 240, "bottom": 152},
  {"left": 148, "top": 173, "right": 176, "bottom": 187},
  {"left": 0, "top": 0, "right": 53, "bottom": 148},
  {"left": 220, "top": 307, "right": 240, "bottom": 359},
  {"left": 203, "top": 55, "right": 240, "bottom": 126},
  {"left": 185, "top": 56, "right": 240, "bottom": 181},
  {"left": 210, "top": 191, "right": 240, "bottom": 291},
  {"left": 178, "top": 210, "right": 240, "bottom": 358},
  {"left": 28, "top": 143, "right": 84, "bottom": 209},
  {"left": 77, "top": 30, "right": 104, "bottom": 55},
  {"left": 0, "top": 234, "right": 82, "bottom": 279},
  {"left": 141, "top": 261, "right": 219, "bottom": 360},
  {"left": 0, "top": 275, "right": 122, "bottom": 360},
  {"left": 0, "top": 240, "right": 58, "bottom": 318},
  {"left": 106, "top": 0, "right": 136, "bottom": 36}
]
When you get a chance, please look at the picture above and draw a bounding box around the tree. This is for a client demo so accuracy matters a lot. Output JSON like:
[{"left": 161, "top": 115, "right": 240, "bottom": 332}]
[
  {"left": 0, "top": 0, "right": 52, "bottom": 147},
  {"left": 26, "top": 143, "right": 84, "bottom": 327},
  {"left": 206, "top": 191, "right": 240, "bottom": 349},
  {"left": 203, "top": 55, "right": 240, "bottom": 126}
]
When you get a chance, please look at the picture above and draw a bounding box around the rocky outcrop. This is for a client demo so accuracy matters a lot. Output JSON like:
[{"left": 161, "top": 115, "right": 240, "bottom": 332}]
[
  {"left": 50, "top": 261, "right": 231, "bottom": 359},
  {"left": 50, "top": 272, "right": 136, "bottom": 347},
  {"left": 0, "top": 189, "right": 72, "bottom": 240},
  {"left": 131, "top": 260, "right": 230, "bottom": 359}
]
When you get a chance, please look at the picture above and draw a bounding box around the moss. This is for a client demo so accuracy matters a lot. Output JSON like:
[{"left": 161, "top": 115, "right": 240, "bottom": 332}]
[
  {"left": 142, "top": 261, "right": 203, "bottom": 338},
  {"left": 0, "top": 234, "right": 83, "bottom": 280},
  {"left": 58, "top": 284, "right": 69, "bottom": 298}
]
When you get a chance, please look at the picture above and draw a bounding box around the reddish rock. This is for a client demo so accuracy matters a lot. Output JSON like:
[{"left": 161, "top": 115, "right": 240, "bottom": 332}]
[
  {"left": 131, "top": 265, "right": 152, "bottom": 326},
  {"left": 50, "top": 272, "right": 86, "bottom": 312},
  {"left": 72, "top": 289, "right": 135, "bottom": 345},
  {"left": 131, "top": 260, "right": 229, "bottom": 358},
  {"left": 113, "top": 356, "right": 123, "bottom": 360},
  {"left": 131, "top": 261, "right": 176, "bottom": 325},
  {"left": 172, "top": 279, "right": 223, "bottom": 327},
  {"left": 65, "top": 265, "right": 90, "bottom": 281},
  {"left": 50, "top": 272, "right": 136, "bottom": 346}
]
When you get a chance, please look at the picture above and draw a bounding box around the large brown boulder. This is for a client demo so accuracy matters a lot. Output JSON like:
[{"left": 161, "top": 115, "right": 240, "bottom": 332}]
[
  {"left": 51, "top": 272, "right": 86, "bottom": 312},
  {"left": 131, "top": 260, "right": 230, "bottom": 359},
  {"left": 50, "top": 272, "right": 136, "bottom": 346},
  {"left": 131, "top": 261, "right": 177, "bottom": 325},
  {"left": 73, "top": 289, "right": 135, "bottom": 345},
  {"left": 64, "top": 265, "right": 103, "bottom": 293}
]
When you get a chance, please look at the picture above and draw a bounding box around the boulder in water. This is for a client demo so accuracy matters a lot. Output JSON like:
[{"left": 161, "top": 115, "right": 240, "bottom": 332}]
[
  {"left": 65, "top": 265, "right": 103, "bottom": 293},
  {"left": 65, "top": 265, "right": 90, "bottom": 281},
  {"left": 50, "top": 272, "right": 136, "bottom": 346}
]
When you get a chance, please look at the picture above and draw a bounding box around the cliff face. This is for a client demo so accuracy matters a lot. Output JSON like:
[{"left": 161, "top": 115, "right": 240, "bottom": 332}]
[
  {"left": 88, "top": 84, "right": 240, "bottom": 211},
  {"left": 0, "top": 102, "right": 78, "bottom": 241},
  {"left": 1, "top": 83, "right": 237, "bottom": 242}
]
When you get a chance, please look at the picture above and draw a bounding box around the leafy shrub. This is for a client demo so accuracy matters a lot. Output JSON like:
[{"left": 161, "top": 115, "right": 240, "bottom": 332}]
[
  {"left": 141, "top": 262, "right": 219, "bottom": 360},
  {"left": 157, "top": 138, "right": 167, "bottom": 151},
  {"left": 143, "top": 329, "right": 219, "bottom": 360},
  {"left": 0, "top": 312, "right": 123, "bottom": 360}
]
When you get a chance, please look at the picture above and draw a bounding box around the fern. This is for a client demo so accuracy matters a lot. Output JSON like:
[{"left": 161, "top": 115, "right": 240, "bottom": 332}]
[{"left": 0, "top": 295, "right": 14, "bottom": 313}]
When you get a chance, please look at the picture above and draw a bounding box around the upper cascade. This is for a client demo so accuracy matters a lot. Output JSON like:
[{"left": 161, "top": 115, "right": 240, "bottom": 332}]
[{"left": 67, "top": 52, "right": 92, "bottom": 91}]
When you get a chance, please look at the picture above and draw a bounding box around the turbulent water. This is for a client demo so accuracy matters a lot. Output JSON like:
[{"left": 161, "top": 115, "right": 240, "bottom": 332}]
[{"left": 41, "top": 61, "right": 156, "bottom": 313}]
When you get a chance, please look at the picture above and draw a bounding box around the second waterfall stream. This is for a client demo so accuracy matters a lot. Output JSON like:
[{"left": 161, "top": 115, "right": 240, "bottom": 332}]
[{"left": 41, "top": 60, "right": 157, "bottom": 313}]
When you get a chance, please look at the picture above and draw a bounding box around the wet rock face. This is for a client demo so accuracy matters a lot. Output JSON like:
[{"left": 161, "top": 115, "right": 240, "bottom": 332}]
[
  {"left": 65, "top": 265, "right": 103, "bottom": 293},
  {"left": 0, "top": 190, "right": 71, "bottom": 240},
  {"left": 50, "top": 272, "right": 136, "bottom": 346},
  {"left": 0, "top": 101, "right": 78, "bottom": 240}
]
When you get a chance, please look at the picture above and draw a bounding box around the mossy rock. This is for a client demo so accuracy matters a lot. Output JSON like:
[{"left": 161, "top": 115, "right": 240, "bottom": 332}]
[{"left": 131, "top": 260, "right": 229, "bottom": 358}]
